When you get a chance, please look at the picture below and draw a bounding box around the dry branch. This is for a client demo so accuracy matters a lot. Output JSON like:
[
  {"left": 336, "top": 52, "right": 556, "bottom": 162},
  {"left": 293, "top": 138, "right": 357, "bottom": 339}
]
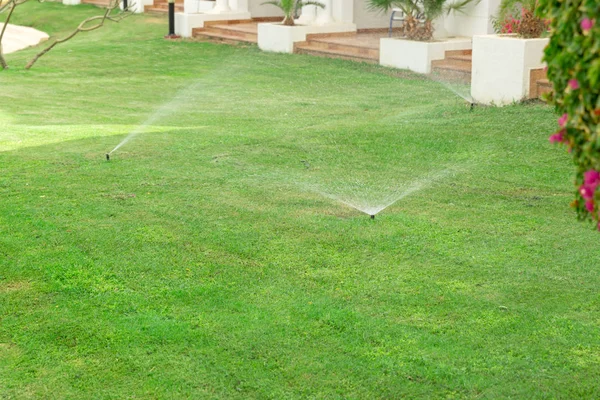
[
  {"left": 24, "top": 0, "right": 134, "bottom": 70},
  {"left": 0, "top": 0, "right": 30, "bottom": 69}
]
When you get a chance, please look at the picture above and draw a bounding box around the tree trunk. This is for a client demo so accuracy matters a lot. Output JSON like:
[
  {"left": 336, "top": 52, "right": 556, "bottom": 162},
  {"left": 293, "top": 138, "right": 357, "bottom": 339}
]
[
  {"left": 0, "top": 2, "right": 17, "bottom": 70},
  {"left": 282, "top": 15, "right": 295, "bottom": 26},
  {"left": 0, "top": 46, "right": 7, "bottom": 70}
]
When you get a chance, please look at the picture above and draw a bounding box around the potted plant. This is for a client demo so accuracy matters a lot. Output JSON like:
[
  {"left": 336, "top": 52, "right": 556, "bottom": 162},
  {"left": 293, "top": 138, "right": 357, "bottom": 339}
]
[
  {"left": 471, "top": 0, "right": 550, "bottom": 105},
  {"left": 375, "top": 0, "right": 476, "bottom": 73},
  {"left": 258, "top": 0, "right": 334, "bottom": 53},
  {"left": 261, "top": 0, "right": 324, "bottom": 26}
]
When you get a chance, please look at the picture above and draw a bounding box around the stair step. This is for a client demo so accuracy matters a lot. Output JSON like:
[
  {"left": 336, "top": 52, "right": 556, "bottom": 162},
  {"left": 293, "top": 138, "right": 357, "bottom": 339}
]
[
  {"left": 295, "top": 44, "right": 378, "bottom": 64},
  {"left": 202, "top": 27, "right": 256, "bottom": 40},
  {"left": 536, "top": 78, "right": 552, "bottom": 98},
  {"left": 537, "top": 78, "right": 551, "bottom": 87},
  {"left": 430, "top": 65, "right": 471, "bottom": 85},
  {"left": 445, "top": 49, "right": 472, "bottom": 57},
  {"left": 193, "top": 30, "right": 257, "bottom": 44},
  {"left": 209, "top": 23, "right": 258, "bottom": 35},
  {"left": 204, "top": 19, "right": 254, "bottom": 26},
  {"left": 81, "top": 0, "right": 111, "bottom": 6},
  {"left": 446, "top": 54, "right": 472, "bottom": 62},
  {"left": 431, "top": 57, "right": 471, "bottom": 70},
  {"left": 304, "top": 38, "right": 379, "bottom": 59},
  {"left": 430, "top": 61, "right": 471, "bottom": 74},
  {"left": 145, "top": 5, "right": 184, "bottom": 12}
]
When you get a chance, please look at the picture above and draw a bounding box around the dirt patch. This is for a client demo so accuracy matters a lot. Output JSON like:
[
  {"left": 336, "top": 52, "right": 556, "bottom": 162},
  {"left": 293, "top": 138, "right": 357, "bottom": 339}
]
[{"left": 0, "top": 281, "right": 32, "bottom": 293}]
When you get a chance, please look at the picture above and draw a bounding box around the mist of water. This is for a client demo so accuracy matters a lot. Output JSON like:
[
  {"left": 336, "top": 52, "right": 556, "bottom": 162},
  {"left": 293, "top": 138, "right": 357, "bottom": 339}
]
[
  {"left": 426, "top": 69, "right": 474, "bottom": 104},
  {"left": 109, "top": 80, "right": 209, "bottom": 155},
  {"left": 306, "top": 167, "right": 457, "bottom": 217}
]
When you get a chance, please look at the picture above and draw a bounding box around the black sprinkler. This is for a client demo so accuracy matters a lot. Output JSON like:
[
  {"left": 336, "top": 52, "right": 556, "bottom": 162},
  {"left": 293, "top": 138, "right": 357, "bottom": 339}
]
[
  {"left": 106, "top": 153, "right": 110, "bottom": 161},
  {"left": 370, "top": 214, "right": 375, "bottom": 220}
]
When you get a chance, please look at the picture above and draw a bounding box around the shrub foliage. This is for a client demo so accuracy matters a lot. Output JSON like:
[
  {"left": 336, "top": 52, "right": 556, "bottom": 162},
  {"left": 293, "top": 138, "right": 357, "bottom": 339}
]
[{"left": 540, "top": 0, "right": 600, "bottom": 229}]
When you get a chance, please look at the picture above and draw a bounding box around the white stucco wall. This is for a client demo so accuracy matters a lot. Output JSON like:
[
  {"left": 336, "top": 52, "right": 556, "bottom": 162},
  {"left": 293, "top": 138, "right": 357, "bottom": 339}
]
[
  {"left": 354, "top": 0, "right": 392, "bottom": 29},
  {"left": 249, "top": 0, "right": 284, "bottom": 18},
  {"left": 471, "top": 35, "right": 549, "bottom": 105},
  {"left": 443, "top": 0, "right": 500, "bottom": 36}
]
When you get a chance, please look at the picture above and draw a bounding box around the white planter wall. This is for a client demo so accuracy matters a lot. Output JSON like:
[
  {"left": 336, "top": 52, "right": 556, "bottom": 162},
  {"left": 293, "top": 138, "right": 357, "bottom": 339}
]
[
  {"left": 380, "top": 37, "right": 472, "bottom": 74},
  {"left": 258, "top": 22, "right": 357, "bottom": 53},
  {"left": 258, "top": 24, "right": 310, "bottom": 53},
  {"left": 471, "top": 35, "right": 549, "bottom": 105},
  {"left": 443, "top": 0, "right": 500, "bottom": 36}
]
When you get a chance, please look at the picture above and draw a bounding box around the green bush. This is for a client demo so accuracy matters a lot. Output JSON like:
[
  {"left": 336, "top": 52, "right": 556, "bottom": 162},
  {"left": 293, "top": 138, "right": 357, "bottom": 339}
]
[{"left": 539, "top": 0, "right": 600, "bottom": 229}]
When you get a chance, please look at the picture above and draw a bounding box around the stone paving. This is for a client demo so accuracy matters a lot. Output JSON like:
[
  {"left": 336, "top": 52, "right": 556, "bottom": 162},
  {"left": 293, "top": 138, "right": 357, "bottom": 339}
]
[{"left": 1, "top": 23, "right": 49, "bottom": 54}]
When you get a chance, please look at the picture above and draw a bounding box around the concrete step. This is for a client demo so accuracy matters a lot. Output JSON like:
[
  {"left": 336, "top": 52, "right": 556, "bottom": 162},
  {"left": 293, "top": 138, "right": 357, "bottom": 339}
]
[
  {"left": 81, "top": 0, "right": 111, "bottom": 6},
  {"left": 301, "top": 38, "right": 379, "bottom": 60},
  {"left": 145, "top": 5, "right": 184, "bottom": 12},
  {"left": 193, "top": 22, "right": 258, "bottom": 44},
  {"left": 446, "top": 54, "right": 472, "bottom": 62},
  {"left": 536, "top": 78, "right": 553, "bottom": 99},
  {"left": 445, "top": 49, "right": 472, "bottom": 57},
  {"left": 145, "top": 0, "right": 184, "bottom": 12},
  {"left": 431, "top": 57, "right": 471, "bottom": 70},
  {"left": 204, "top": 19, "right": 254, "bottom": 26},
  {"left": 193, "top": 30, "right": 257, "bottom": 44},
  {"left": 430, "top": 63, "right": 471, "bottom": 85},
  {"left": 294, "top": 43, "right": 379, "bottom": 64},
  {"left": 209, "top": 23, "right": 258, "bottom": 35}
]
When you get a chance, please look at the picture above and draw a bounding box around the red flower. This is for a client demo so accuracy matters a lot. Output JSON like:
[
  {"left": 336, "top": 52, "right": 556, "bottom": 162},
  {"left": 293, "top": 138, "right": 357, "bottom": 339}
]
[
  {"left": 558, "top": 113, "right": 568, "bottom": 127},
  {"left": 584, "top": 170, "right": 600, "bottom": 189},
  {"left": 569, "top": 79, "right": 579, "bottom": 90},
  {"left": 586, "top": 200, "right": 595, "bottom": 213},
  {"left": 580, "top": 185, "right": 595, "bottom": 200},
  {"left": 549, "top": 129, "right": 565, "bottom": 143},
  {"left": 581, "top": 18, "right": 593, "bottom": 32}
]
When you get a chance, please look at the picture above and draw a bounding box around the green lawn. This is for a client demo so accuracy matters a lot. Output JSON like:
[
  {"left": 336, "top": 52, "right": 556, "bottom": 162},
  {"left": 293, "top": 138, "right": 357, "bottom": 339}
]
[{"left": 1, "top": 3, "right": 599, "bottom": 399}]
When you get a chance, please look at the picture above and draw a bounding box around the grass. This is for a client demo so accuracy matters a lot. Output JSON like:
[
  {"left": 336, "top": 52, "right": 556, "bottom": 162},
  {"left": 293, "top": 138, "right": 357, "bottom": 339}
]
[{"left": 1, "top": 3, "right": 600, "bottom": 399}]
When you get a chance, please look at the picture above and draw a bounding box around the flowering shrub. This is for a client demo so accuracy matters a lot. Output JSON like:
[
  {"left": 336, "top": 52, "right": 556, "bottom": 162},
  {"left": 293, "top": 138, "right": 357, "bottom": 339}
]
[{"left": 539, "top": 0, "right": 600, "bottom": 229}]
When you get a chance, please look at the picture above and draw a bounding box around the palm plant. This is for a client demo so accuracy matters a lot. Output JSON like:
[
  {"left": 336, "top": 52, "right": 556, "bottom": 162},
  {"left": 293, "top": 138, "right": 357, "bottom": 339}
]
[
  {"left": 262, "top": 0, "right": 325, "bottom": 26},
  {"left": 368, "top": 0, "right": 478, "bottom": 41}
]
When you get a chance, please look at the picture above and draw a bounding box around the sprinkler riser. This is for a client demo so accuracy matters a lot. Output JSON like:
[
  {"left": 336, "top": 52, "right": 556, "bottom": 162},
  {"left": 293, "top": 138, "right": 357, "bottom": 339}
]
[{"left": 106, "top": 153, "right": 110, "bottom": 161}]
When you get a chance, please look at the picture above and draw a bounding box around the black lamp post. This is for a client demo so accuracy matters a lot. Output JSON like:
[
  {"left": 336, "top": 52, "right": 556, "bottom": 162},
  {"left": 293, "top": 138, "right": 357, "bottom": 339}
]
[
  {"left": 164, "top": 0, "right": 181, "bottom": 39},
  {"left": 123, "top": 0, "right": 128, "bottom": 10}
]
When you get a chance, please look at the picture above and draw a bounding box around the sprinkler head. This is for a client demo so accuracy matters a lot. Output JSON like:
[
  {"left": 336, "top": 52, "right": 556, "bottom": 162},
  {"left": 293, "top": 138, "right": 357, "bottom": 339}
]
[
  {"left": 469, "top": 102, "right": 475, "bottom": 111},
  {"left": 370, "top": 214, "right": 375, "bottom": 220},
  {"left": 106, "top": 153, "right": 110, "bottom": 161}
]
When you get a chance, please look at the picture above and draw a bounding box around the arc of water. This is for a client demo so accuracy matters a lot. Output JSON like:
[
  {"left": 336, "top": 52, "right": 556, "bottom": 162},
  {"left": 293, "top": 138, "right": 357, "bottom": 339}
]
[{"left": 308, "top": 167, "right": 456, "bottom": 216}]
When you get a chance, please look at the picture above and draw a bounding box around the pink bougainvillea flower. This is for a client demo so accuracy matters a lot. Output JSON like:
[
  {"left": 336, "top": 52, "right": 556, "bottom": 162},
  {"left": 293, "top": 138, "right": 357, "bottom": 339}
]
[
  {"left": 586, "top": 200, "right": 595, "bottom": 212},
  {"left": 580, "top": 184, "right": 595, "bottom": 200},
  {"left": 584, "top": 170, "right": 600, "bottom": 189},
  {"left": 549, "top": 129, "right": 565, "bottom": 143},
  {"left": 569, "top": 79, "right": 579, "bottom": 90},
  {"left": 558, "top": 113, "right": 568, "bottom": 127},
  {"left": 581, "top": 18, "right": 593, "bottom": 32}
]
